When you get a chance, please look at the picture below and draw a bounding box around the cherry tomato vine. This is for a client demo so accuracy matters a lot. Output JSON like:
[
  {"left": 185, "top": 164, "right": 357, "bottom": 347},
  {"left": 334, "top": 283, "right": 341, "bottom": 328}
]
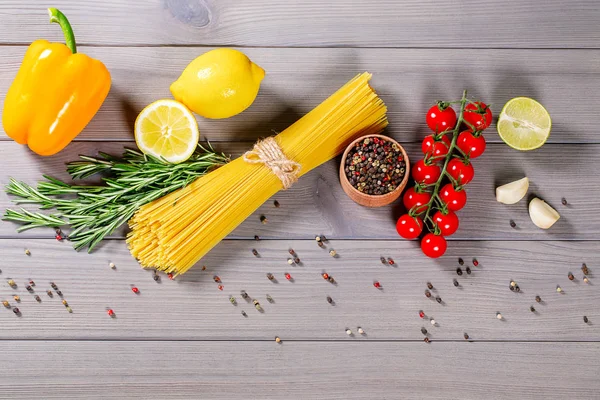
[{"left": 396, "top": 90, "right": 492, "bottom": 258}]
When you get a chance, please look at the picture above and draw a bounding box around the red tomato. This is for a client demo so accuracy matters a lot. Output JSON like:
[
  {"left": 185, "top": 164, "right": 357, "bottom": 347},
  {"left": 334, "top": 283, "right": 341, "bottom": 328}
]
[
  {"left": 403, "top": 187, "right": 431, "bottom": 213},
  {"left": 421, "top": 134, "right": 451, "bottom": 158},
  {"left": 433, "top": 210, "right": 459, "bottom": 236},
  {"left": 463, "top": 102, "right": 492, "bottom": 131},
  {"left": 457, "top": 130, "right": 486, "bottom": 159},
  {"left": 396, "top": 214, "right": 424, "bottom": 239},
  {"left": 426, "top": 105, "right": 457, "bottom": 133},
  {"left": 412, "top": 159, "right": 441, "bottom": 185},
  {"left": 439, "top": 183, "right": 467, "bottom": 211},
  {"left": 447, "top": 158, "right": 474, "bottom": 185},
  {"left": 421, "top": 233, "right": 447, "bottom": 258}
]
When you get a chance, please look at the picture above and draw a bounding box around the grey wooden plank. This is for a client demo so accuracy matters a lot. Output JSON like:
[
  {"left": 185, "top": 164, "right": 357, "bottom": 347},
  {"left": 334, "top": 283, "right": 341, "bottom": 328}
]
[
  {"left": 1, "top": 46, "right": 600, "bottom": 143},
  {"left": 0, "top": 239, "right": 597, "bottom": 340},
  {"left": 1, "top": 0, "right": 599, "bottom": 48},
  {"left": 0, "top": 340, "right": 598, "bottom": 399},
  {"left": 0, "top": 141, "right": 596, "bottom": 240}
]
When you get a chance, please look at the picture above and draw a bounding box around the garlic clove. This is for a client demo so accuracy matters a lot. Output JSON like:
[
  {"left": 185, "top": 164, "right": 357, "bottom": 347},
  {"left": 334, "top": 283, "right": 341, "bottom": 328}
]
[
  {"left": 496, "top": 177, "right": 529, "bottom": 204},
  {"left": 529, "top": 198, "right": 560, "bottom": 229}
]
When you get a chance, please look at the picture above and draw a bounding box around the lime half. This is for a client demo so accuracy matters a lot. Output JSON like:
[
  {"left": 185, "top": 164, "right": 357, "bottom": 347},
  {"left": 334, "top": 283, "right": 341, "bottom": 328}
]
[{"left": 497, "top": 97, "right": 551, "bottom": 151}]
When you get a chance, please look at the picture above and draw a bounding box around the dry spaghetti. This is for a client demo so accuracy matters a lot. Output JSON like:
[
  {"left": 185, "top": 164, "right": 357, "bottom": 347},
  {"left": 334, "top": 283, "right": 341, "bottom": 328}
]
[{"left": 127, "top": 72, "right": 388, "bottom": 275}]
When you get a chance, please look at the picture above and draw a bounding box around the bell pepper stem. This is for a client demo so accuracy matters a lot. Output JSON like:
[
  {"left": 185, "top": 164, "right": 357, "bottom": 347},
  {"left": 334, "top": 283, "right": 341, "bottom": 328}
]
[{"left": 48, "top": 8, "right": 77, "bottom": 54}]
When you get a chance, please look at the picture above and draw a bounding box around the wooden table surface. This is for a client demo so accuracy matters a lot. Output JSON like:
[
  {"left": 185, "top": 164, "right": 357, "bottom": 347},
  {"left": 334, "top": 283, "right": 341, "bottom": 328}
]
[{"left": 1, "top": 1, "right": 599, "bottom": 399}]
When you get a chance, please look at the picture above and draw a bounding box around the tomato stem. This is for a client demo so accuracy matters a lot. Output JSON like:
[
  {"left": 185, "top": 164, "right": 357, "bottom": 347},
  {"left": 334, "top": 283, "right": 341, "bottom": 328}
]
[
  {"left": 413, "top": 90, "right": 469, "bottom": 224},
  {"left": 48, "top": 8, "right": 77, "bottom": 54}
]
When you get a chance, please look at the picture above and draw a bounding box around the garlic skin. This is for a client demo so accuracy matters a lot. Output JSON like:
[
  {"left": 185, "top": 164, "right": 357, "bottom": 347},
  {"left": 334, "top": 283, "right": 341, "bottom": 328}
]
[
  {"left": 496, "top": 177, "right": 529, "bottom": 204},
  {"left": 529, "top": 198, "right": 560, "bottom": 229}
]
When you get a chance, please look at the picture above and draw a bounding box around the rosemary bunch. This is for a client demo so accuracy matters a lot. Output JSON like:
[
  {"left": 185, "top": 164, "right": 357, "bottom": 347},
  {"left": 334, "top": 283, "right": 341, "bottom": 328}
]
[{"left": 3, "top": 144, "right": 229, "bottom": 252}]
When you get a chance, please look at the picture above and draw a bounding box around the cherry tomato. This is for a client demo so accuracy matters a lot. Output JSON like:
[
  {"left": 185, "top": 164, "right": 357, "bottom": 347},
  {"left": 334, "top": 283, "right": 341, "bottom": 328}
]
[
  {"left": 402, "top": 187, "right": 431, "bottom": 213},
  {"left": 421, "top": 134, "right": 451, "bottom": 158},
  {"left": 421, "top": 233, "right": 447, "bottom": 258},
  {"left": 439, "top": 183, "right": 467, "bottom": 211},
  {"left": 463, "top": 102, "right": 492, "bottom": 131},
  {"left": 412, "top": 159, "right": 441, "bottom": 185},
  {"left": 426, "top": 105, "right": 457, "bottom": 133},
  {"left": 396, "top": 214, "right": 424, "bottom": 239},
  {"left": 447, "top": 158, "right": 474, "bottom": 185},
  {"left": 433, "top": 210, "right": 459, "bottom": 236},
  {"left": 457, "top": 130, "right": 486, "bottom": 159}
]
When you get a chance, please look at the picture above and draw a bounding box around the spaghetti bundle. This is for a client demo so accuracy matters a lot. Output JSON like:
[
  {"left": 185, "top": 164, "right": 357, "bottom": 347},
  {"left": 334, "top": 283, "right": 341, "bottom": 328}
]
[{"left": 127, "top": 73, "right": 388, "bottom": 275}]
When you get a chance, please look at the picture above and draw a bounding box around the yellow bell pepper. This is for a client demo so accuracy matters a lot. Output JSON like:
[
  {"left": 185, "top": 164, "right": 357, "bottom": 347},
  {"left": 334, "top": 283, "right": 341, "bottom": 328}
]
[{"left": 2, "top": 8, "right": 111, "bottom": 156}]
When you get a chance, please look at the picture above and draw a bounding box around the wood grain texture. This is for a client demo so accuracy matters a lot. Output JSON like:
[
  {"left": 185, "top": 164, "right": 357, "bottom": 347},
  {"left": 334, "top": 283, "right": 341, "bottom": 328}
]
[
  {"left": 0, "top": 0, "right": 599, "bottom": 48},
  {"left": 0, "top": 341, "right": 598, "bottom": 399},
  {"left": 0, "top": 239, "right": 596, "bottom": 341},
  {"left": 0, "top": 141, "right": 596, "bottom": 240},
  {"left": 1, "top": 47, "right": 600, "bottom": 143}
]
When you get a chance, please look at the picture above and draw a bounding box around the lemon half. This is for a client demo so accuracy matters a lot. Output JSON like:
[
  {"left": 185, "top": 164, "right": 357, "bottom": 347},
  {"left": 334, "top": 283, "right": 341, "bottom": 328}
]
[{"left": 135, "top": 99, "right": 199, "bottom": 163}]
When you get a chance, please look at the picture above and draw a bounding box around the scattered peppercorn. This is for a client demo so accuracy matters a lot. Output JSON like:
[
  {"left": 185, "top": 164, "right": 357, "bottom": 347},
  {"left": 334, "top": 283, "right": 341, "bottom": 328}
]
[
  {"left": 213, "top": 276, "right": 221, "bottom": 283},
  {"left": 56, "top": 290, "right": 63, "bottom": 297},
  {"left": 425, "top": 289, "right": 431, "bottom": 298},
  {"left": 568, "top": 272, "right": 575, "bottom": 281},
  {"left": 294, "top": 257, "right": 300, "bottom": 264},
  {"left": 510, "top": 220, "right": 516, "bottom": 228},
  {"left": 50, "top": 282, "right": 58, "bottom": 290},
  {"left": 464, "top": 333, "right": 469, "bottom": 340},
  {"left": 327, "top": 276, "right": 336, "bottom": 284},
  {"left": 530, "top": 306, "right": 536, "bottom": 312},
  {"left": 252, "top": 249, "right": 259, "bottom": 257},
  {"left": 241, "top": 291, "right": 249, "bottom": 300},
  {"left": 453, "top": 279, "right": 459, "bottom": 287},
  {"left": 426, "top": 282, "right": 433, "bottom": 290},
  {"left": 456, "top": 268, "right": 463, "bottom": 276},
  {"left": 435, "top": 296, "right": 442, "bottom": 304},
  {"left": 153, "top": 274, "right": 160, "bottom": 282},
  {"left": 327, "top": 296, "right": 334, "bottom": 304},
  {"left": 260, "top": 215, "right": 268, "bottom": 224},
  {"left": 241, "top": 311, "right": 248, "bottom": 317},
  {"left": 380, "top": 256, "right": 387, "bottom": 264},
  {"left": 46, "top": 290, "right": 53, "bottom": 298},
  {"left": 535, "top": 296, "right": 542, "bottom": 303},
  {"left": 254, "top": 235, "right": 260, "bottom": 241},
  {"left": 466, "top": 267, "right": 471, "bottom": 275},
  {"left": 421, "top": 327, "right": 428, "bottom": 335},
  {"left": 584, "top": 316, "right": 589, "bottom": 323},
  {"left": 274, "top": 200, "right": 280, "bottom": 208},
  {"left": 266, "top": 294, "right": 274, "bottom": 303},
  {"left": 344, "top": 137, "right": 406, "bottom": 195},
  {"left": 29, "top": 280, "right": 35, "bottom": 287},
  {"left": 582, "top": 263, "right": 589, "bottom": 275},
  {"left": 267, "top": 273, "right": 275, "bottom": 281},
  {"left": 13, "top": 308, "right": 20, "bottom": 315},
  {"left": 25, "top": 285, "right": 33, "bottom": 292},
  {"left": 201, "top": 266, "right": 207, "bottom": 271},
  {"left": 34, "top": 295, "right": 41, "bottom": 303},
  {"left": 424, "top": 337, "right": 430, "bottom": 343},
  {"left": 318, "top": 241, "right": 325, "bottom": 248},
  {"left": 458, "top": 258, "right": 464, "bottom": 266},
  {"left": 561, "top": 198, "right": 567, "bottom": 206}
]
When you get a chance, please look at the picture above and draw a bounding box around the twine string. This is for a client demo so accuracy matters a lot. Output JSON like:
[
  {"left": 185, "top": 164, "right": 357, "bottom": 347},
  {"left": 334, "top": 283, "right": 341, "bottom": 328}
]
[{"left": 243, "top": 137, "right": 301, "bottom": 189}]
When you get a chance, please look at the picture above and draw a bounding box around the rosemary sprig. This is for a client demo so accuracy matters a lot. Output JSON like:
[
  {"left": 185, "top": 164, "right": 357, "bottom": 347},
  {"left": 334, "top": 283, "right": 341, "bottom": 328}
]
[{"left": 3, "top": 144, "right": 229, "bottom": 252}]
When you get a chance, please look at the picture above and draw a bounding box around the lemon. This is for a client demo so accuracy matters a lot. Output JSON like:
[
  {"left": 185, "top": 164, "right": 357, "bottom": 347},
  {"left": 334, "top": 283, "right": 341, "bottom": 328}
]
[
  {"left": 170, "top": 48, "right": 265, "bottom": 119},
  {"left": 497, "top": 97, "right": 551, "bottom": 151},
  {"left": 135, "top": 99, "right": 199, "bottom": 164}
]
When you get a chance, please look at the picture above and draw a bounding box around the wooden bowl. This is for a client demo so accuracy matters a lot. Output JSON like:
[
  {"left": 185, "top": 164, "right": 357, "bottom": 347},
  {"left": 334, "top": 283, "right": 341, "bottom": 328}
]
[{"left": 339, "top": 134, "right": 410, "bottom": 208}]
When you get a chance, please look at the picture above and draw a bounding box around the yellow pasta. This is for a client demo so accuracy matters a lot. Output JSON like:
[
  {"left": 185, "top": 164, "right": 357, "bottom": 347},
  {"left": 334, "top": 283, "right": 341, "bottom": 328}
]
[{"left": 127, "top": 72, "right": 388, "bottom": 275}]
